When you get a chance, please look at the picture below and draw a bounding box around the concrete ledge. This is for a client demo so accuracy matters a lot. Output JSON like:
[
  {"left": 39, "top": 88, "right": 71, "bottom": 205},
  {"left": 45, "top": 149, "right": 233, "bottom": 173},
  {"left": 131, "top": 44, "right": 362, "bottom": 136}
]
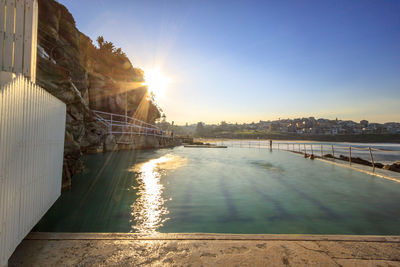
[
  {"left": 286, "top": 150, "right": 400, "bottom": 183},
  {"left": 10, "top": 232, "right": 400, "bottom": 266},
  {"left": 26, "top": 232, "right": 400, "bottom": 242},
  {"left": 315, "top": 157, "right": 400, "bottom": 183}
]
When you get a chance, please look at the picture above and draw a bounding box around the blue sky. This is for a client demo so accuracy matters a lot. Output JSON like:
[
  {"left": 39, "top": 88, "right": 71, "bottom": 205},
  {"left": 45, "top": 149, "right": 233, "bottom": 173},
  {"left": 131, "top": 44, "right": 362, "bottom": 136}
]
[{"left": 58, "top": 0, "right": 400, "bottom": 124}]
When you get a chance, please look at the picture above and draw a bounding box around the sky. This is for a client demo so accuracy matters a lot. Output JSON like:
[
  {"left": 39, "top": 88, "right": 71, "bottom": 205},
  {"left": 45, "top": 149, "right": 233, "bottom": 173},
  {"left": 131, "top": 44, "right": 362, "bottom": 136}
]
[{"left": 58, "top": 0, "right": 400, "bottom": 125}]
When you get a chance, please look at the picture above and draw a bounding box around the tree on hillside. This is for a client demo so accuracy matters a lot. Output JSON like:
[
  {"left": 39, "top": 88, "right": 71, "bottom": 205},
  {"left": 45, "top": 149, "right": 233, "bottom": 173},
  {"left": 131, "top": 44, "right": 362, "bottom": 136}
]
[
  {"left": 96, "top": 36, "right": 128, "bottom": 59},
  {"left": 96, "top": 36, "right": 104, "bottom": 49},
  {"left": 102, "top": 41, "right": 115, "bottom": 53},
  {"left": 114, "top": 47, "right": 126, "bottom": 57},
  {"left": 96, "top": 36, "right": 115, "bottom": 53}
]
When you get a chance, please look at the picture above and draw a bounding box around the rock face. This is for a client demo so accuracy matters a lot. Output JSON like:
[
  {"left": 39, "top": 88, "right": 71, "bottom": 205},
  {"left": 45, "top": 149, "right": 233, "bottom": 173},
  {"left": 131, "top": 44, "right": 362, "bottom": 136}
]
[
  {"left": 37, "top": 0, "right": 162, "bottom": 189},
  {"left": 337, "top": 155, "right": 384, "bottom": 169},
  {"left": 383, "top": 162, "right": 400, "bottom": 173},
  {"left": 104, "top": 135, "right": 118, "bottom": 152},
  {"left": 104, "top": 135, "right": 181, "bottom": 152}
]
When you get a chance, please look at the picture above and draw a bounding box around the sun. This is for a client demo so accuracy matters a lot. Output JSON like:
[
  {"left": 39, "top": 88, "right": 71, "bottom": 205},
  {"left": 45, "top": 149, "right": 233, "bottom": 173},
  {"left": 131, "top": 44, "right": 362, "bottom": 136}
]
[{"left": 143, "top": 68, "right": 169, "bottom": 98}]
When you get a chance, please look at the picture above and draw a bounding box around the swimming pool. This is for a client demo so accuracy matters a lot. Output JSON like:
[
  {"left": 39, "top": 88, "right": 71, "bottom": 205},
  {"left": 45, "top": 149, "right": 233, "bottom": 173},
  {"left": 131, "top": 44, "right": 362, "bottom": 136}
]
[{"left": 34, "top": 146, "right": 400, "bottom": 234}]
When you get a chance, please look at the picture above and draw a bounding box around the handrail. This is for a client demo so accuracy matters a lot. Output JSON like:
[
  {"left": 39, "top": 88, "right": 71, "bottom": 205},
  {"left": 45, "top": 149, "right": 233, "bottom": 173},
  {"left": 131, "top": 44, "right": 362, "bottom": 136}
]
[
  {"left": 92, "top": 109, "right": 171, "bottom": 139},
  {"left": 213, "top": 140, "right": 400, "bottom": 173},
  {"left": 92, "top": 109, "right": 157, "bottom": 128},
  {"left": 92, "top": 111, "right": 110, "bottom": 128}
]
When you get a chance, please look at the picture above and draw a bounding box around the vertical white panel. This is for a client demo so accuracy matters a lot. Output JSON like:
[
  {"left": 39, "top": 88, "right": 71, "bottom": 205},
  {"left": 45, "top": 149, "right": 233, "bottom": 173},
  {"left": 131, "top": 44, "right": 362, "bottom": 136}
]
[
  {"left": 3, "top": 83, "right": 11, "bottom": 262},
  {"left": 0, "top": 0, "right": 38, "bottom": 79},
  {"left": 0, "top": 0, "right": 5, "bottom": 69},
  {"left": 13, "top": 0, "right": 24, "bottom": 73},
  {"left": 30, "top": 0, "right": 37, "bottom": 82},
  {"left": 3, "top": 0, "right": 15, "bottom": 71},
  {"left": 22, "top": 0, "right": 33, "bottom": 78},
  {"left": 0, "top": 75, "right": 66, "bottom": 266},
  {"left": 0, "top": 73, "right": 4, "bottom": 263}
]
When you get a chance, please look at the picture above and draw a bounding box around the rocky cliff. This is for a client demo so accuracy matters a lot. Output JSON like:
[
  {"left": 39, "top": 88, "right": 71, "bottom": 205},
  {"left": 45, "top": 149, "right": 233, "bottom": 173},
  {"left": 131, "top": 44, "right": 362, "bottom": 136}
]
[{"left": 37, "top": 0, "right": 163, "bottom": 189}]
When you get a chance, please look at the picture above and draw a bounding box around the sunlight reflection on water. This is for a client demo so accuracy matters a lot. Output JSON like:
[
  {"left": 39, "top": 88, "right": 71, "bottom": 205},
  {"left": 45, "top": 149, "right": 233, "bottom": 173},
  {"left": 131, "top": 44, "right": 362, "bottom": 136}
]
[{"left": 129, "top": 154, "right": 187, "bottom": 233}]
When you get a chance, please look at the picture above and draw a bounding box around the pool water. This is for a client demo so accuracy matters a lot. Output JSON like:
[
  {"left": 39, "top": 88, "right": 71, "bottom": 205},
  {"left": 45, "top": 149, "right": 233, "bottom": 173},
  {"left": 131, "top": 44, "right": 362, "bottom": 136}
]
[{"left": 34, "top": 146, "right": 400, "bottom": 234}]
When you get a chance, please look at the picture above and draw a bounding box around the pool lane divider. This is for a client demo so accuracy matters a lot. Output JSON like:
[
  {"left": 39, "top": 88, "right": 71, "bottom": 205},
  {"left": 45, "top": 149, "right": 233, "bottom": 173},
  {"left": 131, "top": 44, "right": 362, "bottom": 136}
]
[{"left": 26, "top": 232, "right": 400, "bottom": 243}]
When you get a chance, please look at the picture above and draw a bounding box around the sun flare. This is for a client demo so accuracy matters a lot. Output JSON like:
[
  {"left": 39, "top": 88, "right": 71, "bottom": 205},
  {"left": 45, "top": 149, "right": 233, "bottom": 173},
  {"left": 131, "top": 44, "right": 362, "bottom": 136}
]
[{"left": 144, "top": 68, "right": 169, "bottom": 98}]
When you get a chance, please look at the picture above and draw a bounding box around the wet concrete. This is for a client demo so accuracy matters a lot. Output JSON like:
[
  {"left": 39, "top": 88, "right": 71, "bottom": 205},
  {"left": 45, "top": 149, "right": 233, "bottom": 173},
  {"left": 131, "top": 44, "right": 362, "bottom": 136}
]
[{"left": 9, "top": 233, "right": 400, "bottom": 266}]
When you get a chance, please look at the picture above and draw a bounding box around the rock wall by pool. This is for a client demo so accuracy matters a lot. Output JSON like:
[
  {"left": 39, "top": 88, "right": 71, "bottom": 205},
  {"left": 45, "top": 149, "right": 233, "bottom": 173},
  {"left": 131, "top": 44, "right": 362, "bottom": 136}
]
[
  {"left": 103, "top": 135, "right": 182, "bottom": 152},
  {"left": 36, "top": 0, "right": 169, "bottom": 189}
]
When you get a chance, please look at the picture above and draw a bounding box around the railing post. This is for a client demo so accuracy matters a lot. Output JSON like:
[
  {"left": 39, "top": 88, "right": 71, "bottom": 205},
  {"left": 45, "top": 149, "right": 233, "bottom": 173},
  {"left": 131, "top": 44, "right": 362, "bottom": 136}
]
[
  {"left": 321, "top": 144, "right": 323, "bottom": 158},
  {"left": 331, "top": 145, "right": 335, "bottom": 161},
  {"left": 311, "top": 144, "right": 313, "bottom": 155},
  {"left": 349, "top": 146, "right": 352, "bottom": 165},
  {"left": 110, "top": 114, "right": 113, "bottom": 134},
  {"left": 369, "top": 147, "right": 375, "bottom": 172},
  {"left": 130, "top": 124, "right": 133, "bottom": 140},
  {"left": 304, "top": 144, "right": 306, "bottom": 155}
]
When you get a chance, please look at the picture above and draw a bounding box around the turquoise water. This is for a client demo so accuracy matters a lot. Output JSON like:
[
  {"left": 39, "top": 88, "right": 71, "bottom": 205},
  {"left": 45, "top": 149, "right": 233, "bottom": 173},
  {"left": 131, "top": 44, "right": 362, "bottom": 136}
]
[{"left": 34, "top": 147, "right": 400, "bottom": 234}]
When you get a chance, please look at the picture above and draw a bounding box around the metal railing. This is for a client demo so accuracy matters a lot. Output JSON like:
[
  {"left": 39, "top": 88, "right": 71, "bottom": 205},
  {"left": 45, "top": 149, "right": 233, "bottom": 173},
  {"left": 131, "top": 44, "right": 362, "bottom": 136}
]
[
  {"left": 212, "top": 140, "right": 400, "bottom": 173},
  {"left": 92, "top": 110, "right": 170, "bottom": 138}
]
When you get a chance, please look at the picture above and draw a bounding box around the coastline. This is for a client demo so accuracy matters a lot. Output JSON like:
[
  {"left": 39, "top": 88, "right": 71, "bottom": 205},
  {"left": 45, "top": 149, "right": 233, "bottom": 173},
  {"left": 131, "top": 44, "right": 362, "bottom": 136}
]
[
  {"left": 195, "top": 134, "right": 400, "bottom": 144},
  {"left": 198, "top": 137, "right": 400, "bottom": 145}
]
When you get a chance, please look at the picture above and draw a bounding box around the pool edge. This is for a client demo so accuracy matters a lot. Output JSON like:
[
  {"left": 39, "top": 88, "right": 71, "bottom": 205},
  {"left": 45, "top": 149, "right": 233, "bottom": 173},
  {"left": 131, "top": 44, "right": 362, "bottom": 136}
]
[
  {"left": 312, "top": 157, "right": 400, "bottom": 183},
  {"left": 26, "top": 232, "right": 400, "bottom": 242}
]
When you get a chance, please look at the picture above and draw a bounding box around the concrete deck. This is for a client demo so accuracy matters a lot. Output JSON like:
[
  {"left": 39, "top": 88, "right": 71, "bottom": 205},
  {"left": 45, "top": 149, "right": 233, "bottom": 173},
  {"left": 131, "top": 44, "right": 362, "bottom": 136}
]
[{"left": 9, "top": 233, "right": 400, "bottom": 266}]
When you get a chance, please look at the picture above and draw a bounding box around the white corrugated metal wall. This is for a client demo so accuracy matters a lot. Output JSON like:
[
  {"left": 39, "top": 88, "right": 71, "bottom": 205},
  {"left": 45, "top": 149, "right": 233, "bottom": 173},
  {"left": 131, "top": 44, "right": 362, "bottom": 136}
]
[{"left": 0, "top": 75, "right": 66, "bottom": 266}]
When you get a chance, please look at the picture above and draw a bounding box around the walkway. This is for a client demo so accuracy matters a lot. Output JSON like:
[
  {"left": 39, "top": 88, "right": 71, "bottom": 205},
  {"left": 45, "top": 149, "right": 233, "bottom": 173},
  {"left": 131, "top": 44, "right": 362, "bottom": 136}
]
[
  {"left": 9, "top": 233, "right": 400, "bottom": 266},
  {"left": 316, "top": 157, "right": 400, "bottom": 183},
  {"left": 215, "top": 140, "right": 400, "bottom": 183}
]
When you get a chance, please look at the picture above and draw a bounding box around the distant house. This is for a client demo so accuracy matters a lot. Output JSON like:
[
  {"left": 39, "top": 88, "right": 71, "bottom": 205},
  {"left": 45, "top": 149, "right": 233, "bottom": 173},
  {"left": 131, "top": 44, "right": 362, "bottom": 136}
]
[
  {"left": 353, "top": 127, "right": 362, "bottom": 134},
  {"left": 384, "top": 122, "right": 400, "bottom": 134},
  {"left": 309, "top": 127, "right": 317, "bottom": 134},
  {"left": 366, "top": 123, "right": 384, "bottom": 134},
  {"left": 321, "top": 128, "right": 331, "bottom": 135},
  {"left": 258, "top": 121, "right": 272, "bottom": 129},
  {"left": 287, "top": 124, "right": 296, "bottom": 133},
  {"left": 270, "top": 123, "right": 280, "bottom": 131},
  {"left": 360, "top": 120, "right": 369, "bottom": 128}
]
